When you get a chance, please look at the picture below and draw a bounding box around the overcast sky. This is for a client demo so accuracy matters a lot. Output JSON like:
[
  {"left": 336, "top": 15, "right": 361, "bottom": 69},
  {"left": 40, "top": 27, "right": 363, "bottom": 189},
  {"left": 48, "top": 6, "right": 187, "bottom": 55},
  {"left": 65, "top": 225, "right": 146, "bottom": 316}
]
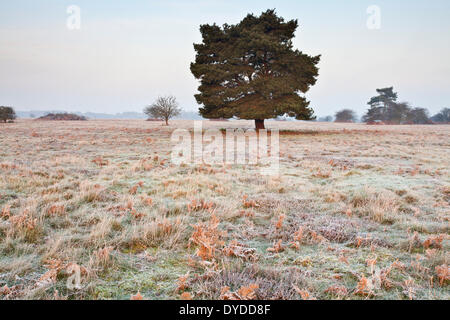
[{"left": 1, "top": 0, "right": 449, "bottom": 117}]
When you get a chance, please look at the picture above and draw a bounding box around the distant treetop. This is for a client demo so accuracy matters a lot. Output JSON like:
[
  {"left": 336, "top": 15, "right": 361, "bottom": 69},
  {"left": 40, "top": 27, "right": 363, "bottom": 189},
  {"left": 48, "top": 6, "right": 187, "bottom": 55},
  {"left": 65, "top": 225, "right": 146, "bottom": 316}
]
[
  {"left": 367, "top": 87, "right": 398, "bottom": 107},
  {"left": 334, "top": 109, "right": 357, "bottom": 123},
  {"left": 37, "top": 113, "right": 87, "bottom": 121},
  {"left": 0, "top": 106, "right": 16, "bottom": 123},
  {"left": 431, "top": 108, "right": 450, "bottom": 123}
]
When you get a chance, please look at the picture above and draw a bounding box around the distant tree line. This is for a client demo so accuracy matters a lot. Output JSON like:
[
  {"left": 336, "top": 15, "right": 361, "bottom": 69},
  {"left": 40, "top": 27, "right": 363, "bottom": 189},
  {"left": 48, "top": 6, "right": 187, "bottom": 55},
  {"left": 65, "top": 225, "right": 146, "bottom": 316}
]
[
  {"left": 3, "top": 86, "right": 449, "bottom": 126},
  {"left": 318, "top": 87, "right": 448, "bottom": 124},
  {"left": 37, "top": 113, "right": 87, "bottom": 121},
  {"left": 362, "top": 87, "right": 425, "bottom": 124},
  {"left": 431, "top": 108, "right": 450, "bottom": 123},
  {"left": 317, "top": 115, "right": 333, "bottom": 122},
  {"left": 362, "top": 87, "right": 447, "bottom": 124}
]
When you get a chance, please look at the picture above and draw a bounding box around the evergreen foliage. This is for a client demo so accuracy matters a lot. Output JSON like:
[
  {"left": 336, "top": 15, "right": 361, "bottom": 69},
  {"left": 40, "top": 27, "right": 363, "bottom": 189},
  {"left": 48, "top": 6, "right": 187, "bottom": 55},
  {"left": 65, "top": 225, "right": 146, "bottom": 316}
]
[{"left": 191, "top": 9, "right": 320, "bottom": 129}]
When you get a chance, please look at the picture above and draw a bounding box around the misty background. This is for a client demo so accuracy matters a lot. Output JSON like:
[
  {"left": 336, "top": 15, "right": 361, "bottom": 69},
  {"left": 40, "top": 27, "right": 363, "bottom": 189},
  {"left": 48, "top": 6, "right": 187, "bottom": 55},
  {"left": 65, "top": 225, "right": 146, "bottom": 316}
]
[{"left": 1, "top": 0, "right": 449, "bottom": 119}]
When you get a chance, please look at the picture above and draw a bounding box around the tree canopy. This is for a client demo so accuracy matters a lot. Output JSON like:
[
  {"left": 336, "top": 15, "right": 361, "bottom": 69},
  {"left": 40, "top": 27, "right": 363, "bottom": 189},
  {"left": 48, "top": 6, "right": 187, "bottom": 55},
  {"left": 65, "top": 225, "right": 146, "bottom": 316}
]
[
  {"left": 363, "top": 87, "right": 397, "bottom": 123},
  {"left": 334, "top": 109, "right": 357, "bottom": 123},
  {"left": 408, "top": 107, "right": 430, "bottom": 124},
  {"left": 191, "top": 9, "right": 320, "bottom": 129},
  {"left": 367, "top": 87, "right": 398, "bottom": 108},
  {"left": 431, "top": 108, "right": 450, "bottom": 123},
  {"left": 0, "top": 106, "right": 16, "bottom": 123}
]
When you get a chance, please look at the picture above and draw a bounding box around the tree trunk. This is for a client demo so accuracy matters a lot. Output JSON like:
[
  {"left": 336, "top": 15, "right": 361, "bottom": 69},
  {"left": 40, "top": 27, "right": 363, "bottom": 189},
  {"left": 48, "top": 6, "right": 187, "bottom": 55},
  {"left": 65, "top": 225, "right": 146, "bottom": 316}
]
[
  {"left": 255, "top": 119, "right": 265, "bottom": 130},
  {"left": 165, "top": 118, "right": 169, "bottom": 126}
]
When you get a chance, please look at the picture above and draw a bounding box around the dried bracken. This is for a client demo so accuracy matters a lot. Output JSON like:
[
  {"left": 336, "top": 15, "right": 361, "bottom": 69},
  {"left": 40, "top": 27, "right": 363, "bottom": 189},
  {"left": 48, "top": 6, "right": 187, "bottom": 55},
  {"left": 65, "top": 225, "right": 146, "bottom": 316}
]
[
  {"left": 293, "top": 285, "right": 316, "bottom": 300},
  {"left": 130, "top": 292, "right": 144, "bottom": 300},
  {"left": 312, "top": 169, "right": 331, "bottom": 178},
  {"left": 242, "top": 195, "right": 259, "bottom": 209},
  {"left": 238, "top": 283, "right": 259, "bottom": 300},
  {"left": 8, "top": 209, "right": 37, "bottom": 239},
  {"left": 47, "top": 204, "right": 66, "bottom": 216},
  {"left": 354, "top": 275, "right": 373, "bottom": 297},
  {"left": 129, "top": 182, "right": 144, "bottom": 195},
  {"left": 292, "top": 226, "right": 305, "bottom": 243},
  {"left": 324, "top": 286, "right": 348, "bottom": 298},
  {"left": 366, "top": 256, "right": 377, "bottom": 274},
  {"left": 1, "top": 204, "right": 11, "bottom": 219},
  {"left": 39, "top": 259, "right": 65, "bottom": 284},
  {"left": 176, "top": 272, "right": 190, "bottom": 292},
  {"left": 0, "top": 285, "right": 11, "bottom": 296},
  {"left": 267, "top": 240, "right": 284, "bottom": 253},
  {"left": 187, "top": 199, "right": 215, "bottom": 213},
  {"left": 141, "top": 196, "right": 153, "bottom": 206},
  {"left": 435, "top": 264, "right": 449, "bottom": 286},
  {"left": 92, "top": 156, "right": 109, "bottom": 167},
  {"left": 189, "top": 215, "right": 225, "bottom": 261},
  {"left": 220, "top": 284, "right": 259, "bottom": 300},
  {"left": 239, "top": 210, "right": 255, "bottom": 218},
  {"left": 275, "top": 214, "right": 285, "bottom": 230},
  {"left": 423, "top": 234, "right": 446, "bottom": 249},
  {"left": 91, "top": 246, "right": 114, "bottom": 269},
  {"left": 180, "top": 292, "right": 193, "bottom": 300}
]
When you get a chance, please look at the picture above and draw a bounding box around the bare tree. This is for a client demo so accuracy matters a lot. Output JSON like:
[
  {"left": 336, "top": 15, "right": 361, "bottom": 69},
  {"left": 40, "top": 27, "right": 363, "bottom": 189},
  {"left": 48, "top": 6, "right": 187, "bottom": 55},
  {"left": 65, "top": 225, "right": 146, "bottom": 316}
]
[
  {"left": 144, "top": 96, "right": 182, "bottom": 125},
  {"left": 407, "top": 107, "right": 430, "bottom": 124}
]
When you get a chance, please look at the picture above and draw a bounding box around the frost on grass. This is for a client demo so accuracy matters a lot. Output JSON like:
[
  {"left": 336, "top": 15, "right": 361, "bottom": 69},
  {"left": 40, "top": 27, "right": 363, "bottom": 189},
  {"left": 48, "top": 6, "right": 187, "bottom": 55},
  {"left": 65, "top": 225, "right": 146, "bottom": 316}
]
[{"left": 0, "top": 120, "right": 448, "bottom": 300}]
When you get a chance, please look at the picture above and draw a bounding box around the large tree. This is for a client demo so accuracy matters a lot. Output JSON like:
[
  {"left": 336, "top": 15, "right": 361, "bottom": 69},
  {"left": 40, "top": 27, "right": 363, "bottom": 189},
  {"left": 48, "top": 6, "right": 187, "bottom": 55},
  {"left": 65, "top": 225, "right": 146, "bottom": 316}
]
[
  {"left": 0, "top": 106, "right": 16, "bottom": 123},
  {"left": 191, "top": 9, "right": 320, "bottom": 129},
  {"left": 363, "top": 87, "right": 398, "bottom": 123}
]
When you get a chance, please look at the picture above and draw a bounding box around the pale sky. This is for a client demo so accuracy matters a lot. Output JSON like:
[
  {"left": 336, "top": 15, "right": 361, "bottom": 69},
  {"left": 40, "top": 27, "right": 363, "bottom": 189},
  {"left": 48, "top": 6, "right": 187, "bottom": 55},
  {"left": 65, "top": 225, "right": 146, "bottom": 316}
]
[{"left": 1, "top": 0, "right": 449, "bottom": 117}]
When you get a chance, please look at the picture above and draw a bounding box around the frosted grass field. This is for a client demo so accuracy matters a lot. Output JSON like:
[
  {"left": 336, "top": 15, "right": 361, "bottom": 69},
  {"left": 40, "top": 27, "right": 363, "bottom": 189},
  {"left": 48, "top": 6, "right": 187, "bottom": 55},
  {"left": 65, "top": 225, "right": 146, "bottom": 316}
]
[{"left": 0, "top": 120, "right": 448, "bottom": 299}]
